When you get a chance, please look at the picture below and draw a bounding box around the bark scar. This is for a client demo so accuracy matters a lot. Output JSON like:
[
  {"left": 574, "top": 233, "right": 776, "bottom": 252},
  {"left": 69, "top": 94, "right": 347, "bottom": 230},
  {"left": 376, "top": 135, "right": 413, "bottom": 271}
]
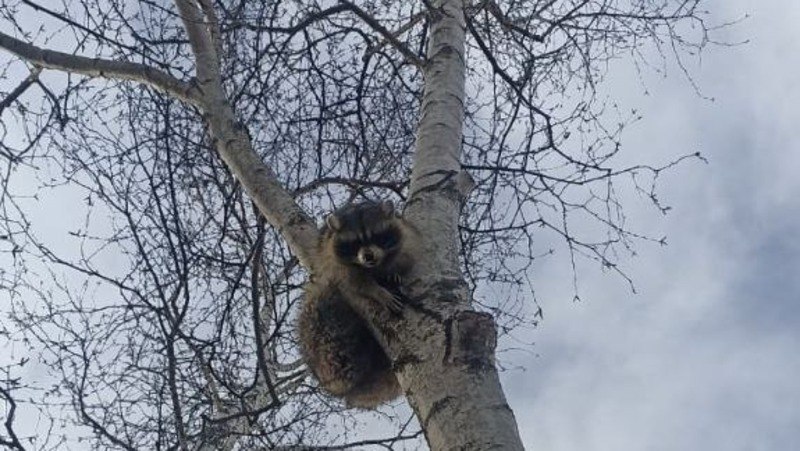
[
  {"left": 423, "top": 395, "right": 456, "bottom": 429},
  {"left": 408, "top": 169, "right": 458, "bottom": 201},
  {"left": 445, "top": 311, "right": 497, "bottom": 370}
]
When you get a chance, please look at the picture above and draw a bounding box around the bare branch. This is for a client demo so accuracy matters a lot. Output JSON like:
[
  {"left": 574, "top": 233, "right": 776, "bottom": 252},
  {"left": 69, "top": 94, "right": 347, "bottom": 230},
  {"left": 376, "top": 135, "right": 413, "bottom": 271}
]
[
  {"left": 0, "top": 67, "right": 41, "bottom": 116},
  {"left": 0, "top": 381, "right": 26, "bottom": 451},
  {"left": 198, "top": 0, "right": 223, "bottom": 58},
  {"left": 338, "top": 0, "right": 425, "bottom": 68},
  {"left": 174, "top": 0, "right": 220, "bottom": 83},
  {"left": 0, "top": 31, "right": 200, "bottom": 104}
]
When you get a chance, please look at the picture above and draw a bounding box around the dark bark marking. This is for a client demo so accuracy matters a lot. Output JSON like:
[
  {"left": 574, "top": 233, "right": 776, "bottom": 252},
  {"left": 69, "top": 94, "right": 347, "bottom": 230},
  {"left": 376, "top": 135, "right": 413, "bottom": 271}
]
[
  {"left": 443, "top": 316, "right": 454, "bottom": 363},
  {"left": 423, "top": 395, "right": 456, "bottom": 429},
  {"left": 408, "top": 169, "right": 458, "bottom": 201},
  {"left": 405, "top": 302, "right": 445, "bottom": 323},
  {"left": 448, "top": 311, "right": 497, "bottom": 370}
]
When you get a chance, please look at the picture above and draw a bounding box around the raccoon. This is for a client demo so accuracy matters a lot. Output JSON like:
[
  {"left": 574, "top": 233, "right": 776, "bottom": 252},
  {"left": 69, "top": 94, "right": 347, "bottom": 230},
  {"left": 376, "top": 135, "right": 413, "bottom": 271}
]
[{"left": 297, "top": 200, "right": 418, "bottom": 408}]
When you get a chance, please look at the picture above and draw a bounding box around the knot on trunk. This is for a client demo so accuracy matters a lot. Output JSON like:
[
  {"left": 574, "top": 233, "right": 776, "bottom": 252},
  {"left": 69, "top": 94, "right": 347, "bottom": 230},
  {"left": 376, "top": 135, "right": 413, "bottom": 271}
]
[{"left": 445, "top": 311, "right": 497, "bottom": 370}]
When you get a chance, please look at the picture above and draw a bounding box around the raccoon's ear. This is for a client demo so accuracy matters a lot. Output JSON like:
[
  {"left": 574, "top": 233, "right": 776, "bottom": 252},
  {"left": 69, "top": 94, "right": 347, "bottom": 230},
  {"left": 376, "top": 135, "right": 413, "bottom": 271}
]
[
  {"left": 379, "top": 200, "right": 395, "bottom": 216},
  {"left": 325, "top": 214, "right": 342, "bottom": 231}
]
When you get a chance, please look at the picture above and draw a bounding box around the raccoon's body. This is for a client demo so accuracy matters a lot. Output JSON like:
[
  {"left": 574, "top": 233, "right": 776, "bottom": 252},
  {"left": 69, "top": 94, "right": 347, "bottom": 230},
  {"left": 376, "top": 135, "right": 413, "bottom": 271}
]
[
  {"left": 297, "top": 282, "right": 401, "bottom": 408},
  {"left": 297, "top": 200, "right": 418, "bottom": 408}
]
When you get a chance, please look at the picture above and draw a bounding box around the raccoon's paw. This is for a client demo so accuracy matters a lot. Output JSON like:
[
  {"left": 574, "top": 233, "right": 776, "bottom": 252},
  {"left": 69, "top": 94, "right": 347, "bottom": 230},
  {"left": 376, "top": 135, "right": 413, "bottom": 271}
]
[
  {"left": 368, "top": 284, "right": 404, "bottom": 314},
  {"left": 386, "top": 293, "right": 404, "bottom": 314}
]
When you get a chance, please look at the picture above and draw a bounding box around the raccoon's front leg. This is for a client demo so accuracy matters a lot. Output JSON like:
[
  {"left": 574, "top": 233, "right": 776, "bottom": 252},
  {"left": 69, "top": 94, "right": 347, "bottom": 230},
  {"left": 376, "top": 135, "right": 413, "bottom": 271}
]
[{"left": 359, "top": 282, "right": 404, "bottom": 313}]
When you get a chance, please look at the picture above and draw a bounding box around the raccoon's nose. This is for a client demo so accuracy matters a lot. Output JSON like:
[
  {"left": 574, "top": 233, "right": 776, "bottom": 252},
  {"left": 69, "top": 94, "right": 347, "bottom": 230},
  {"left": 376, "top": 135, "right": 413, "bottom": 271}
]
[{"left": 362, "top": 250, "right": 376, "bottom": 263}]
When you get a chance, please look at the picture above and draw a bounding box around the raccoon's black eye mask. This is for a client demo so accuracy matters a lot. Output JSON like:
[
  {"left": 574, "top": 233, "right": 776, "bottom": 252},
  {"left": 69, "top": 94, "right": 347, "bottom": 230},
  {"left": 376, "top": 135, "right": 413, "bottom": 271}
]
[
  {"left": 332, "top": 225, "right": 401, "bottom": 260},
  {"left": 334, "top": 239, "right": 360, "bottom": 260},
  {"left": 372, "top": 229, "right": 400, "bottom": 249}
]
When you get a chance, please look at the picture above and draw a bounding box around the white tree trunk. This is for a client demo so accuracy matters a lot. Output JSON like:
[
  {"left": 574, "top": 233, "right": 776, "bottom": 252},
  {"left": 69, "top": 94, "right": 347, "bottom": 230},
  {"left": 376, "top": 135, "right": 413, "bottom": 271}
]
[{"left": 370, "top": 0, "right": 525, "bottom": 448}]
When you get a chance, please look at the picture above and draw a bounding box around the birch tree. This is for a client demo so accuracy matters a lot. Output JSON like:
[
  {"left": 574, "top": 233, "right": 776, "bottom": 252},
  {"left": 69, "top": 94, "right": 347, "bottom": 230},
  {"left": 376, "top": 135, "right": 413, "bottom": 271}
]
[{"left": 0, "top": 0, "right": 719, "bottom": 449}]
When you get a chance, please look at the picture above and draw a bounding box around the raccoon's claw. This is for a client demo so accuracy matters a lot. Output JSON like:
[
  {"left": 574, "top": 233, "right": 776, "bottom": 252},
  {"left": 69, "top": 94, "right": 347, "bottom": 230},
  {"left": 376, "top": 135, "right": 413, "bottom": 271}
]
[
  {"left": 369, "top": 284, "right": 405, "bottom": 314},
  {"left": 390, "top": 273, "right": 403, "bottom": 286},
  {"left": 387, "top": 294, "right": 404, "bottom": 314}
]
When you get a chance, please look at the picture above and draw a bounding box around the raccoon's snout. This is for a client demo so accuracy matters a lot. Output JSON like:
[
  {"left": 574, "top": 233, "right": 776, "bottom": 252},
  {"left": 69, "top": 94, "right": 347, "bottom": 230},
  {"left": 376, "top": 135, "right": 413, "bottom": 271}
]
[{"left": 357, "top": 246, "right": 384, "bottom": 267}]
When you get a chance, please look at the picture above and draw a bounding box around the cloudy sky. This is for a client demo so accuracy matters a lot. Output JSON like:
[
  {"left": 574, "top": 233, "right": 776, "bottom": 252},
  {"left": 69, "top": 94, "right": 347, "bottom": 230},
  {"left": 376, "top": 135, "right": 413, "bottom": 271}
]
[{"left": 504, "top": 1, "right": 800, "bottom": 449}]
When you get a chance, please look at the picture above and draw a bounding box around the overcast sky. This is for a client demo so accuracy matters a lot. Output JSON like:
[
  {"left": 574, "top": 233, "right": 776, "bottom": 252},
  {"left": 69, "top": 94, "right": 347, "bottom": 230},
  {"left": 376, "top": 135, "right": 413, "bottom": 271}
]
[{"left": 504, "top": 1, "right": 800, "bottom": 449}]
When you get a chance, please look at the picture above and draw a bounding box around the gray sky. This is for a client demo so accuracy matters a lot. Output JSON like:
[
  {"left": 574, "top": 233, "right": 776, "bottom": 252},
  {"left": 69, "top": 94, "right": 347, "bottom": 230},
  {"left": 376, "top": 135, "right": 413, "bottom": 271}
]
[{"left": 504, "top": 1, "right": 800, "bottom": 449}]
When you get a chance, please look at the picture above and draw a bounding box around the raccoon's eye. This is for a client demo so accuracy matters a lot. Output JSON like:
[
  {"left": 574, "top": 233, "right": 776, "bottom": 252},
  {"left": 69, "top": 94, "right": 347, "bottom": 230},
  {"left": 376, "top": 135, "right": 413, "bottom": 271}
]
[
  {"left": 335, "top": 240, "right": 360, "bottom": 259},
  {"left": 373, "top": 231, "right": 399, "bottom": 248}
]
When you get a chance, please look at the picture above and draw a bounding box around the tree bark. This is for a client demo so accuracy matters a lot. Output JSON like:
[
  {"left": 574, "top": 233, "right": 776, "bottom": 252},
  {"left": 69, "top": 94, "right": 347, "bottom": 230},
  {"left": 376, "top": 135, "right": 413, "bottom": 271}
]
[{"left": 359, "top": 0, "right": 526, "bottom": 448}]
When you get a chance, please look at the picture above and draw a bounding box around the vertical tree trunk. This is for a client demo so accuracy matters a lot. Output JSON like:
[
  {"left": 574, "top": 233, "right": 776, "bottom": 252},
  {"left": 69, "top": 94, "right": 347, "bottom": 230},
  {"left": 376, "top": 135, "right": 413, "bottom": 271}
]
[{"left": 364, "top": 0, "right": 526, "bottom": 449}]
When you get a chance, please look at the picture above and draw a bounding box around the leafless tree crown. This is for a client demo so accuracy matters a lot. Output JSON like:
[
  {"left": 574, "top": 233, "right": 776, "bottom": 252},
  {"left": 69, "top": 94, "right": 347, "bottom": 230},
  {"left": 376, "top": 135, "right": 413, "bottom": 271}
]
[{"left": 0, "top": 0, "right": 724, "bottom": 448}]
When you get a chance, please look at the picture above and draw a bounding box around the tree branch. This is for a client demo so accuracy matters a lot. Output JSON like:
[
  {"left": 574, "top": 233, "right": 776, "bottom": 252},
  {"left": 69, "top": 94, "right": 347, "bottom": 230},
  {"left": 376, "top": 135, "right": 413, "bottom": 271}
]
[
  {"left": 174, "top": 0, "right": 220, "bottom": 84},
  {"left": 172, "top": 0, "right": 319, "bottom": 268},
  {"left": 0, "top": 382, "right": 26, "bottom": 451},
  {"left": 0, "top": 31, "right": 201, "bottom": 105},
  {"left": 485, "top": 1, "right": 544, "bottom": 42},
  {"left": 0, "top": 66, "right": 40, "bottom": 116},
  {"left": 338, "top": 0, "right": 425, "bottom": 68}
]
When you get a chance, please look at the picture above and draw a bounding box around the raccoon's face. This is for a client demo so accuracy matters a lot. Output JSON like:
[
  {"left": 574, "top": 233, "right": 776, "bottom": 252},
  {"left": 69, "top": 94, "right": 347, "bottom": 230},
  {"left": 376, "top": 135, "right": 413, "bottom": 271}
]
[
  {"left": 355, "top": 244, "right": 387, "bottom": 268},
  {"left": 326, "top": 201, "right": 402, "bottom": 269}
]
